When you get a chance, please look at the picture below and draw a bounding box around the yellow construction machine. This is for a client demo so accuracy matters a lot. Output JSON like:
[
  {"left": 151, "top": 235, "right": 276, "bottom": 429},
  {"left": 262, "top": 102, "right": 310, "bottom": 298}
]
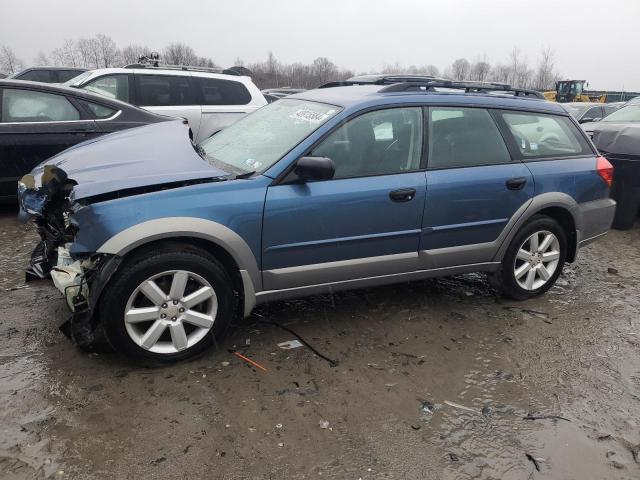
[{"left": 543, "top": 80, "right": 606, "bottom": 103}]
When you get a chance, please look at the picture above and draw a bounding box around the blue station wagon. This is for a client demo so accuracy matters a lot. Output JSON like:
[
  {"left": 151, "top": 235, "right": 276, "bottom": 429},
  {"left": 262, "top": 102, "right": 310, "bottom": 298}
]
[{"left": 18, "top": 78, "right": 616, "bottom": 362}]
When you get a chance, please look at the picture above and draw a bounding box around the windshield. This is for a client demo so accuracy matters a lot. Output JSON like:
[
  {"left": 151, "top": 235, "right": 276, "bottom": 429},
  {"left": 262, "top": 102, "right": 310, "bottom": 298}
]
[
  {"left": 199, "top": 99, "right": 341, "bottom": 173},
  {"left": 562, "top": 104, "right": 590, "bottom": 117},
  {"left": 601, "top": 105, "right": 640, "bottom": 122},
  {"left": 63, "top": 70, "right": 93, "bottom": 87}
]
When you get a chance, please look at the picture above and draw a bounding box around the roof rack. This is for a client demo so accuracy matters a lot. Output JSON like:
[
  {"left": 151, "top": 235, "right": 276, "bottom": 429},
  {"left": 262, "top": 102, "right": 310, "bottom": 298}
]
[
  {"left": 123, "top": 63, "right": 248, "bottom": 76},
  {"left": 378, "top": 80, "right": 545, "bottom": 99},
  {"left": 319, "top": 74, "right": 445, "bottom": 89},
  {"left": 123, "top": 54, "right": 251, "bottom": 76}
]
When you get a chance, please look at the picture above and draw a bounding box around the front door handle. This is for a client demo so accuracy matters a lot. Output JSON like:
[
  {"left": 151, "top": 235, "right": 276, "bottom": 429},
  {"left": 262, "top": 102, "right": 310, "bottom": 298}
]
[
  {"left": 389, "top": 188, "right": 416, "bottom": 202},
  {"left": 506, "top": 177, "right": 527, "bottom": 190}
]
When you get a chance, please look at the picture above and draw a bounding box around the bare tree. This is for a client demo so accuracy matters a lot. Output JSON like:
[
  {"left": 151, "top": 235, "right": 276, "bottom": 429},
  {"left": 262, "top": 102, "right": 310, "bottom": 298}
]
[
  {"left": 470, "top": 56, "right": 491, "bottom": 82},
  {"left": 534, "top": 47, "right": 558, "bottom": 90},
  {"left": 122, "top": 44, "right": 151, "bottom": 65},
  {"left": 423, "top": 64, "right": 440, "bottom": 77},
  {"left": 451, "top": 58, "right": 471, "bottom": 81},
  {"left": 489, "top": 64, "right": 511, "bottom": 84},
  {"left": 76, "top": 38, "right": 95, "bottom": 67},
  {"left": 96, "top": 34, "right": 120, "bottom": 67},
  {"left": 163, "top": 42, "right": 198, "bottom": 65},
  {"left": 0, "top": 45, "right": 24, "bottom": 74}
]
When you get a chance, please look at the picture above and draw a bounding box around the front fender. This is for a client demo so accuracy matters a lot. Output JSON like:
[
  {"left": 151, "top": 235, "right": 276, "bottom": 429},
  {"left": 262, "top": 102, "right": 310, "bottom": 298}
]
[{"left": 96, "top": 216, "right": 261, "bottom": 300}]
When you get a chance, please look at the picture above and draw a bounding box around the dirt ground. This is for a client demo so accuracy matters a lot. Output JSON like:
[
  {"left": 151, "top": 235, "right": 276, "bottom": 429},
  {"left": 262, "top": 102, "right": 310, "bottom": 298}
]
[{"left": 1, "top": 204, "right": 639, "bottom": 480}]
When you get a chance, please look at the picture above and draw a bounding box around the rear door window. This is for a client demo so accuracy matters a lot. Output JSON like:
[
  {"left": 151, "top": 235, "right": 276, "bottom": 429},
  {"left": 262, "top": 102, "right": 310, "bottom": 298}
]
[
  {"left": 499, "top": 111, "right": 592, "bottom": 158},
  {"left": 428, "top": 107, "right": 511, "bottom": 169},
  {"left": 1, "top": 88, "right": 80, "bottom": 122},
  {"left": 83, "top": 74, "right": 130, "bottom": 102},
  {"left": 198, "top": 77, "right": 251, "bottom": 105},
  {"left": 135, "top": 74, "right": 195, "bottom": 107}
]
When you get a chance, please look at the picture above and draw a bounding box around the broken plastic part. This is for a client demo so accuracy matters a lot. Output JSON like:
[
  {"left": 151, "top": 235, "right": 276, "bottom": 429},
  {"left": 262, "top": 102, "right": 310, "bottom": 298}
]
[{"left": 277, "top": 339, "right": 304, "bottom": 350}]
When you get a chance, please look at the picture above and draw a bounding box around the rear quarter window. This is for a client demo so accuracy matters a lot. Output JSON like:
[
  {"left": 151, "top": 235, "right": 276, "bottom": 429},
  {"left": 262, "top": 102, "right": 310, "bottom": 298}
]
[
  {"left": 198, "top": 77, "right": 251, "bottom": 106},
  {"left": 499, "top": 111, "right": 592, "bottom": 159}
]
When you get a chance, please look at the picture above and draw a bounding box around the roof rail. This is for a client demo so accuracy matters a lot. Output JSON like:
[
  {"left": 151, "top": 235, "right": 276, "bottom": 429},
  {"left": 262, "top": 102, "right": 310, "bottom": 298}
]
[
  {"left": 378, "top": 80, "right": 545, "bottom": 99},
  {"left": 122, "top": 63, "right": 247, "bottom": 76},
  {"left": 318, "top": 74, "right": 446, "bottom": 89}
]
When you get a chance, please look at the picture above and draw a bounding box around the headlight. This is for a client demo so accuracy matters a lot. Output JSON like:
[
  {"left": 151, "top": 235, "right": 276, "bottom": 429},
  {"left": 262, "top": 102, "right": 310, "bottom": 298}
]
[{"left": 18, "top": 181, "right": 48, "bottom": 216}]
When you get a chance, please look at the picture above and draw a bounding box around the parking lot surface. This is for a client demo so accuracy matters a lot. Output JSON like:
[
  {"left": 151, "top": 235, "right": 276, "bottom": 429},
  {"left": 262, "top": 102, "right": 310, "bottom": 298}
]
[{"left": 1, "top": 205, "right": 639, "bottom": 479}]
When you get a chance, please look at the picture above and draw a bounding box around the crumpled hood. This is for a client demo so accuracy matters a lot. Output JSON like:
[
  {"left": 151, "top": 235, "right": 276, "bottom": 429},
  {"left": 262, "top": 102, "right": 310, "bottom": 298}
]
[
  {"left": 590, "top": 122, "right": 640, "bottom": 157},
  {"left": 31, "top": 121, "right": 229, "bottom": 200}
]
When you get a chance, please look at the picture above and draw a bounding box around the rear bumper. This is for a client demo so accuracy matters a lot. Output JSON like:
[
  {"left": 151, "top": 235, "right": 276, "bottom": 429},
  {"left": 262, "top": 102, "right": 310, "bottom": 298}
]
[{"left": 578, "top": 197, "right": 617, "bottom": 247}]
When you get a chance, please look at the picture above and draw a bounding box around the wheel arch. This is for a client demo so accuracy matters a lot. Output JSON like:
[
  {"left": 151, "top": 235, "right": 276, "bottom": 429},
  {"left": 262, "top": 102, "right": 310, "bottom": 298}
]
[
  {"left": 495, "top": 193, "right": 582, "bottom": 263},
  {"left": 97, "top": 217, "right": 260, "bottom": 315}
]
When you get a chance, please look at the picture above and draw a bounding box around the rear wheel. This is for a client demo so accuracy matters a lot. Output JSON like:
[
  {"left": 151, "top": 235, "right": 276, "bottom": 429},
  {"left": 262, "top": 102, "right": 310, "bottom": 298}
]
[
  {"left": 496, "top": 215, "right": 567, "bottom": 300},
  {"left": 99, "top": 246, "right": 234, "bottom": 363}
]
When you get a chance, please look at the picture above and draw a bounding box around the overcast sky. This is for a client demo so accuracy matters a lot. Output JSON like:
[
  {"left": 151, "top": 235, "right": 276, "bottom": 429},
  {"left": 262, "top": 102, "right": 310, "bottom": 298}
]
[{"left": 2, "top": 0, "right": 639, "bottom": 90}]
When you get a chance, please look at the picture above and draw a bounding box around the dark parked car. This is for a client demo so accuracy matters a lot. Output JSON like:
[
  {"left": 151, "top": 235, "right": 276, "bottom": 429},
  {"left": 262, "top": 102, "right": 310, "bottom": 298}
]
[
  {"left": 0, "top": 79, "right": 171, "bottom": 200},
  {"left": 588, "top": 103, "right": 640, "bottom": 229},
  {"left": 9, "top": 67, "right": 88, "bottom": 84},
  {"left": 562, "top": 102, "right": 623, "bottom": 124}
]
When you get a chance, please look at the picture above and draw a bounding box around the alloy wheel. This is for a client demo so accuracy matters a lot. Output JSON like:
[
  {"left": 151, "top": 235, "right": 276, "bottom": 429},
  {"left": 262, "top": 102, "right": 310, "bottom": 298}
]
[
  {"left": 513, "top": 230, "right": 561, "bottom": 291},
  {"left": 124, "top": 270, "right": 218, "bottom": 354}
]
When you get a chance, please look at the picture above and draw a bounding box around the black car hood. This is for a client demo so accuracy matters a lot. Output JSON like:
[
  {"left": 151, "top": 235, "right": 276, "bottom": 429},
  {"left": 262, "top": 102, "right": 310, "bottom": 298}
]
[
  {"left": 30, "top": 121, "right": 229, "bottom": 200},
  {"left": 591, "top": 122, "right": 640, "bottom": 157}
]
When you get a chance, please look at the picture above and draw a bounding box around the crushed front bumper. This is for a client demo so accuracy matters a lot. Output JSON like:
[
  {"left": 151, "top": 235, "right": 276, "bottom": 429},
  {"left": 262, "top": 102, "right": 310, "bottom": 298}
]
[{"left": 40, "top": 245, "right": 122, "bottom": 349}]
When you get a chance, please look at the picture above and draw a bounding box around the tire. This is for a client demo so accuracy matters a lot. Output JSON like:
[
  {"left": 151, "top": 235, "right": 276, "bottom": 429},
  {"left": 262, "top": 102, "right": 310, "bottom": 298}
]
[
  {"left": 98, "top": 244, "right": 234, "bottom": 363},
  {"left": 495, "top": 215, "right": 567, "bottom": 300}
]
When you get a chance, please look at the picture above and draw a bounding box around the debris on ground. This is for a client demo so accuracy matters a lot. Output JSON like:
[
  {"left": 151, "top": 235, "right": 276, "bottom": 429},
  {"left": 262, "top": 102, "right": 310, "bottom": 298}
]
[
  {"left": 230, "top": 350, "right": 268, "bottom": 372},
  {"left": 278, "top": 339, "right": 304, "bottom": 350},
  {"left": 444, "top": 400, "right": 480, "bottom": 414},
  {"left": 608, "top": 267, "right": 619, "bottom": 274},
  {"left": 523, "top": 413, "right": 570, "bottom": 422},
  {"left": 504, "top": 307, "right": 553, "bottom": 324},
  {"left": 253, "top": 316, "right": 338, "bottom": 366},
  {"left": 319, "top": 420, "right": 330, "bottom": 429},
  {"left": 449, "top": 453, "right": 459, "bottom": 462},
  {"left": 421, "top": 401, "right": 435, "bottom": 414},
  {"left": 525, "top": 453, "right": 542, "bottom": 472}
]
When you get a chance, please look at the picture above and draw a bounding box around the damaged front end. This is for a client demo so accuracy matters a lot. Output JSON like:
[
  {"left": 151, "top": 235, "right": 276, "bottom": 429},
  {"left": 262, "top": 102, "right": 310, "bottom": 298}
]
[{"left": 19, "top": 165, "right": 120, "bottom": 349}]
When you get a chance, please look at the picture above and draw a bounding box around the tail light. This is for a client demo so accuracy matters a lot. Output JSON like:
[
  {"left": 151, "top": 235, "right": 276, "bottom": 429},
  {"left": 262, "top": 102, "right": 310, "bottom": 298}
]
[{"left": 596, "top": 155, "right": 614, "bottom": 187}]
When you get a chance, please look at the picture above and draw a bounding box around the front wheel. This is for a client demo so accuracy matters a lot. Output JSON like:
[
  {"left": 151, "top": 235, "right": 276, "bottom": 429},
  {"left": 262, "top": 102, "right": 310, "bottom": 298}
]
[
  {"left": 99, "top": 246, "right": 234, "bottom": 363},
  {"left": 495, "top": 215, "right": 567, "bottom": 300}
]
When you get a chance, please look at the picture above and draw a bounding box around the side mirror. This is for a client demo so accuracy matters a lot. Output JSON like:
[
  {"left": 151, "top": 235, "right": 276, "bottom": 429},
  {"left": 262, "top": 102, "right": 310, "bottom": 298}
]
[
  {"left": 294, "top": 156, "right": 335, "bottom": 181},
  {"left": 580, "top": 117, "right": 595, "bottom": 124}
]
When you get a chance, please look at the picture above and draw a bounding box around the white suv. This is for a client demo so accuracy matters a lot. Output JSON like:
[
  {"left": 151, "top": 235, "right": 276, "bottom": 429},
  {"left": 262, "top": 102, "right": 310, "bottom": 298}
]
[{"left": 65, "top": 66, "right": 267, "bottom": 143}]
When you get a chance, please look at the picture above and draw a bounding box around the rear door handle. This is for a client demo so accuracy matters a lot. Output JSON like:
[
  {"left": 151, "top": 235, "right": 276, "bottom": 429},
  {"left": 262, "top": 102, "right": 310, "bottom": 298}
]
[
  {"left": 389, "top": 188, "right": 416, "bottom": 202},
  {"left": 506, "top": 177, "right": 527, "bottom": 190}
]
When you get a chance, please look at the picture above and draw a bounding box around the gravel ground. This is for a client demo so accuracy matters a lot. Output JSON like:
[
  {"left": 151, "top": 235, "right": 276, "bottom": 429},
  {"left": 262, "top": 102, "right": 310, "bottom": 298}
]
[{"left": 1, "top": 205, "right": 639, "bottom": 479}]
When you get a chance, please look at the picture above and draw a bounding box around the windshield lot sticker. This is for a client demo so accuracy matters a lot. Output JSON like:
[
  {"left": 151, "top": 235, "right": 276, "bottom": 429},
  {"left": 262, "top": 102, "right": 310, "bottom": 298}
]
[{"left": 290, "top": 108, "right": 330, "bottom": 124}]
